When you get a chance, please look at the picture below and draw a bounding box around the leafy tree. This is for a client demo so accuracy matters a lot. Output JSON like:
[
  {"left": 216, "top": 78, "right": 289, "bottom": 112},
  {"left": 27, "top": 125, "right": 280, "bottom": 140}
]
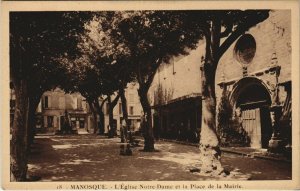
[
  {"left": 194, "top": 10, "right": 269, "bottom": 174},
  {"left": 107, "top": 10, "right": 269, "bottom": 169},
  {"left": 9, "top": 11, "right": 93, "bottom": 181},
  {"left": 109, "top": 11, "right": 208, "bottom": 151},
  {"left": 57, "top": 55, "right": 103, "bottom": 134},
  {"left": 77, "top": 14, "right": 135, "bottom": 137},
  {"left": 118, "top": 9, "right": 269, "bottom": 172}
]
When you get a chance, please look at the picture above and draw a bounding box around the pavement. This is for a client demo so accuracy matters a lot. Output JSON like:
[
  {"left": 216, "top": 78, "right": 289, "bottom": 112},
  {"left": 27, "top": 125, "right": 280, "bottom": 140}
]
[
  {"left": 158, "top": 138, "right": 292, "bottom": 163},
  {"left": 27, "top": 134, "right": 292, "bottom": 181}
]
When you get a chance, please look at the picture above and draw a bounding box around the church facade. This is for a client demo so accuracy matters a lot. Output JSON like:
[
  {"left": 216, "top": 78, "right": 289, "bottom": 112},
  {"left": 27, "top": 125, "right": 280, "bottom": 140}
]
[
  {"left": 215, "top": 10, "right": 291, "bottom": 151},
  {"left": 149, "top": 10, "right": 291, "bottom": 152}
]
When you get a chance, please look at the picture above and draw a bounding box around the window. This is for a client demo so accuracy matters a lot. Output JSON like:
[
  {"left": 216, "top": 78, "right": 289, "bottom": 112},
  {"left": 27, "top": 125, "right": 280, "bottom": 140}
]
[
  {"left": 119, "top": 103, "right": 122, "bottom": 115},
  {"left": 234, "top": 34, "right": 256, "bottom": 65},
  {"left": 106, "top": 103, "right": 110, "bottom": 114},
  {"left": 129, "top": 106, "right": 134, "bottom": 115},
  {"left": 77, "top": 97, "right": 82, "bottom": 110},
  {"left": 44, "top": 96, "right": 49, "bottom": 108},
  {"left": 47, "top": 116, "right": 54, "bottom": 127}
]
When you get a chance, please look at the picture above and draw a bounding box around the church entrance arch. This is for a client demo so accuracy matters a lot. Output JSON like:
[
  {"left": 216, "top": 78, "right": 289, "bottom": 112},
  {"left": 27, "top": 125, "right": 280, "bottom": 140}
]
[{"left": 229, "top": 77, "right": 272, "bottom": 148}]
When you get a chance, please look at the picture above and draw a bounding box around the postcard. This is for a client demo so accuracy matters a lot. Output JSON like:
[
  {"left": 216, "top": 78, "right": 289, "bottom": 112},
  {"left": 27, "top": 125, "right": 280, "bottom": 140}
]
[{"left": 1, "top": 1, "right": 299, "bottom": 190}]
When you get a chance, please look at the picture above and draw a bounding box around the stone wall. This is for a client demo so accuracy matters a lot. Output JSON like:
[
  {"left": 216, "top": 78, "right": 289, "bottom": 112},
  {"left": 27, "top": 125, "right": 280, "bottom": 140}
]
[
  {"left": 148, "top": 10, "right": 291, "bottom": 148},
  {"left": 149, "top": 41, "right": 205, "bottom": 105},
  {"left": 216, "top": 10, "right": 291, "bottom": 106}
]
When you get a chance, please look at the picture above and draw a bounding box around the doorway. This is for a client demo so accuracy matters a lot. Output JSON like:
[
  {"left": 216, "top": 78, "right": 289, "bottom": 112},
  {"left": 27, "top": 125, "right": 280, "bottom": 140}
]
[{"left": 236, "top": 82, "right": 272, "bottom": 149}]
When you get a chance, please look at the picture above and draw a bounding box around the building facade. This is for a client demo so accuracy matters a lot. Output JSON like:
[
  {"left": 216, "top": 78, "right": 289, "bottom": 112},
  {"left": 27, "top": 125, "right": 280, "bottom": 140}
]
[
  {"left": 149, "top": 10, "right": 292, "bottom": 151},
  {"left": 149, "top": 41, "right": 205, "bottom": 143},
  {"left": 102, "top": 83, "right": 143, "bottom": 134},
  {"left": 123, "top": 83, "right": 144, "bottom": 132},
  {"left": 35, "top": 83, "right": 143, "bottom": 135},
  {"left": 215, "top": 10, "right": 291, "bottom": 150},
  {"left": 38, "top": 88, "right": 92, "bottom": 134}
]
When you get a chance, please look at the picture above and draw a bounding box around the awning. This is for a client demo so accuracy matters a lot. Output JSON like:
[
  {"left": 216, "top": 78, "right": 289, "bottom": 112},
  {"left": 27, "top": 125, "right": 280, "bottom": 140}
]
[{"left": 152, "top": 93, "right": 201, "bottom": 109}]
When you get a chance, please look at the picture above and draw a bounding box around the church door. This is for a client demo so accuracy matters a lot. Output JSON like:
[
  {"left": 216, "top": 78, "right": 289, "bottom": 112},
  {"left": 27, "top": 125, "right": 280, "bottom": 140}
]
[{"left": 241, "top": 108, "right": 262, "bottom": 148}]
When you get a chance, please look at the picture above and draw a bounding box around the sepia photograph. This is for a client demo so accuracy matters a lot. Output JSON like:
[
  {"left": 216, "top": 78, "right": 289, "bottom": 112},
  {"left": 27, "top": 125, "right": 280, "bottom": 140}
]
[{"left": 1, "top": 1, "right": 299, "bottom": 190}]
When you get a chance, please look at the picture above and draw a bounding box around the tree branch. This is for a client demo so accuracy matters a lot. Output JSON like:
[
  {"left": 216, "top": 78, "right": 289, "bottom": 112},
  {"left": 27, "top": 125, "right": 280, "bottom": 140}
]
[
  {"left": 217, "top": 11, "right": 269, "bottom": 61},
  {"left": 220, "top": 22, "right": 233, "bottom": 38},
  {"left": 211, "top": 19, "right": 221, "bottom": 60},
  {"left": 137, "top": 62, "right": 144, "bottom": 85},
  {"left": 100, "top": 97, "right": 108, "bottom": 109},
  {"left": 87, "top": 99, "right": 96, "bottom": 113},
  {"left": 144, "top": 59, "right": 161, "bottom": 91},
  {"left": 217, "top": 26, "right": 245, "bottom": 61},
  {"left": 111, "top": 93, "right": 120, "bottom": 108}
]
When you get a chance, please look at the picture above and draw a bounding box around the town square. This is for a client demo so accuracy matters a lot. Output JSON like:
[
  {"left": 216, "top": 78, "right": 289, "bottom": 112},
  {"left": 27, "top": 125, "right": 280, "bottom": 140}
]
[{"left": 1, "top": 1, "right": 299, "bottom": 190}]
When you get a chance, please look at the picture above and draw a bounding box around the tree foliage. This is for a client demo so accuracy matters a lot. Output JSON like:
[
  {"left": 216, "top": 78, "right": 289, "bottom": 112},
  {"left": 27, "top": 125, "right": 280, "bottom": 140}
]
[
  {"left": 75, "top": 10, "right": 269, "bottom": 153},
  {"left": 217, "top": 90, "right": 233, "bottom": 140},
  {"left": 9, "top": 11, "right": 94, "bottom": 181},
  {"left": 58, "top": 14, "right": 135, "bottom": 135},
  {"left": 112, "top": 11, "right": 208, "bottom": 151},
  {"left": 9, "top": 10, "right": 270, "bottom": 180}
]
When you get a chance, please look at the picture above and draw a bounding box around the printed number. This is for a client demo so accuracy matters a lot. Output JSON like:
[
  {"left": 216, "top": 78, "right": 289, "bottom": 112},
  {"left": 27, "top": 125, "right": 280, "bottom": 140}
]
[{"left": 57, "top": 185, "right": 63, "bottom": 189}]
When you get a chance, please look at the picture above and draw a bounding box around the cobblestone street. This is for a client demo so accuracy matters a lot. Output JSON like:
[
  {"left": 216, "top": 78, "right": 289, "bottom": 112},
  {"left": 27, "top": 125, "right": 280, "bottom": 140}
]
[{"left": 27, "top": 134, "right": 292, "bottom": 181}]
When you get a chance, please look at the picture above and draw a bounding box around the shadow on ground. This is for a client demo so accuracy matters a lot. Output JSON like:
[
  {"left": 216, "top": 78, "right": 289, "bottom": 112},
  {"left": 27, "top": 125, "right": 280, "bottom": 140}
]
[{"left": 27, "top": 135, "right": 291, "bottom": 181}]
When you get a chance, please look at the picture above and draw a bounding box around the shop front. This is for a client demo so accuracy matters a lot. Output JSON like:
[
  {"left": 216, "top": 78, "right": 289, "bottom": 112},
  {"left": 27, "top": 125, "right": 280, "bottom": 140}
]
[{"left": 153, "top": 93, "right": 202, "bottom": 143}]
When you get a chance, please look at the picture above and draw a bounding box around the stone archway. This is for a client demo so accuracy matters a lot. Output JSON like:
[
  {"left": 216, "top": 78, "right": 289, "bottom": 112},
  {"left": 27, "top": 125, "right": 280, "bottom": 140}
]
[{"left": 229, "top": 77, "right": 272, "bottom": 148}]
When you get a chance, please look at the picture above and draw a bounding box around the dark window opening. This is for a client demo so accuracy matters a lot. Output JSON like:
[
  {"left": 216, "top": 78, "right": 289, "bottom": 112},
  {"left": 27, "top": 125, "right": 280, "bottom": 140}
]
[
  {"left": 129, "top": 106, "right": 134, "bottom": 115},
  {"left": 106, "top": 103, "right": 110, "bottom": 114},
  {"left": 119, "top": 103, "right": 122, "bottom": 114},
  {"left": 47, "top": 116, "right": 54, "bottom": 127},
  {"left": 234, "top": 34, "right": 256, "bottom": 64},
  {"left": 44, "top": 96, "right": 49, "bottom": 108}
]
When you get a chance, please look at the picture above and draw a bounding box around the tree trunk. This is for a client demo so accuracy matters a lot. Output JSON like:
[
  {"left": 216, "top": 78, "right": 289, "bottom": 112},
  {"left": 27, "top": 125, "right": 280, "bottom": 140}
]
[
  {"left": 119, "top": 87, "right": 130, "bottom": 143},
  {"left": 10, "top": 79, "right": 29, "bottom": 181},
  {"left": 199, "top": 56, "right": 223, "bottom": 174},
  {"left": 98, "top": 110, "right": 105, "bottom": 135},
  {"left": 138, "top": 88, "right": 155, "bottom": 151},
  {"left": 92, "top": 111, "right": 98, "bottom": 134},
  {"left": 107, "top": 94, "right": 120, "bottom": 138},
  {"left": 196, "top": 18, "right": 227, "bottom": 175},
  {"left": 94, "top": 100, "right": 105, "bottom": 135},
  {"left": 107, "top": 96, "right": 114, "bottom": 138},
  {"left": 27, "top": 94, "right": 42, "bottom": 153},
  {"left": 88, "top": 101, "right": 98, "bottom": 134}
]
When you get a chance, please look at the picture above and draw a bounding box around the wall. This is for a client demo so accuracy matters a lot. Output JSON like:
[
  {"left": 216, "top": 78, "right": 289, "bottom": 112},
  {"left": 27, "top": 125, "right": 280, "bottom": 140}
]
[
  {"left": 148, "top": 10, "right": 291, "bottom": 147},
  {"left": 149, "top": 40, "right": 205, "bottom": 105},
  {"left": 215, "top": 10, "right": 291, "bottom": 105},
  {"left": 40, "top": 88, "right": 91, "bottom": 132},
  {"left": 102, "top": 82, "right": 143, "bottom": 134},
  {"left": 149, "top": 10, "right": 291, "bottom": 108}
]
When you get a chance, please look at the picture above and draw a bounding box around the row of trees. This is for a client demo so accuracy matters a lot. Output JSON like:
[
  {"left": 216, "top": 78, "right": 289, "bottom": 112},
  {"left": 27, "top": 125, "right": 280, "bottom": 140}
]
[{"left": 10, "top": 10, "right": 269, "bottom": 181}]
